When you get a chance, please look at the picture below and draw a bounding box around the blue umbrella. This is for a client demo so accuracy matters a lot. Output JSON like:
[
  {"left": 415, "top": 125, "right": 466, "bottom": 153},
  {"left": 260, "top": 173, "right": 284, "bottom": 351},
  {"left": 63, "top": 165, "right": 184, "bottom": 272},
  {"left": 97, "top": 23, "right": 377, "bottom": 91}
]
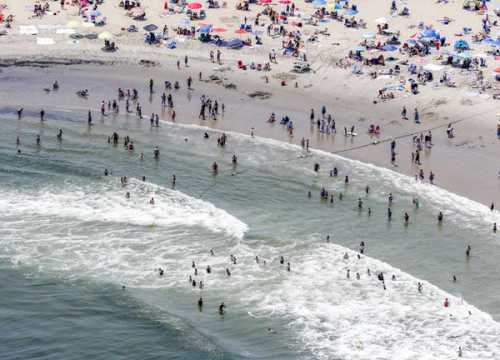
[
  {"left": 312, "top": 0, "right": 327, "bottom": 7},
  {"left": 382, "top": 44, "right": 398, "bottom": 51},
  {"left": 420, "top": 29, "right": 439, "bottom": 39},
  {"left": 199, "top": 25, "right": 211, "bottom": 33}
]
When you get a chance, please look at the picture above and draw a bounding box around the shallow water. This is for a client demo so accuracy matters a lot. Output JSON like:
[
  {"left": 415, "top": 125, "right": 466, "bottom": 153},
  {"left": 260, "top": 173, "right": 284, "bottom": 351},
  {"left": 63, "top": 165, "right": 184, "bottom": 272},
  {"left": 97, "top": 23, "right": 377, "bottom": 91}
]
[{"left": 1, "top": 80, "right": 500, "bottom": 359}]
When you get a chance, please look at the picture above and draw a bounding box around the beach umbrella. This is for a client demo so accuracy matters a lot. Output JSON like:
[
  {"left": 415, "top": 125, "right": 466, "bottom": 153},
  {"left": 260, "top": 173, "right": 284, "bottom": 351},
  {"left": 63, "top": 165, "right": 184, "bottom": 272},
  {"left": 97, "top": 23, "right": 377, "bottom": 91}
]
[
  {"left": 66, "top": 20, "right": 80, "bottom": 29},
  {"left": 374, "top": 17, "right": 388, "bottom": 24},
  {"left": 260, "top": 0, "right": 272, "bottom": 4},
  {"left": 199, "top": 25, "right": 211, "bottom": 33},
  {"left": 420, "top": 29, "right": 439, "bottom": 39},
  {"left": 382, "top": 44, "right": 398, "bottom": 51},
  {"left": 279, "top": 0, "right": 291, "bottom": 3},
  {"left": 494, "top": 67, "right": 500, "bottom": 73},
  {"left": 211, "top": 27, "right": 227, "bottom": 33},
  {"left": 98, "top": 31, "right": 113, "bottom": 40},
  {"left": 143, "top": 24, "right": 158, "bottom": 32},
  {"left": 187, "top": 2, "right": 203, "bottom": 9},
  {"left": 312, "top": 0, "right": 327, "bottom": 7},
  {"left": 454, "top": 39, "right": 470, "bottom": 50}
]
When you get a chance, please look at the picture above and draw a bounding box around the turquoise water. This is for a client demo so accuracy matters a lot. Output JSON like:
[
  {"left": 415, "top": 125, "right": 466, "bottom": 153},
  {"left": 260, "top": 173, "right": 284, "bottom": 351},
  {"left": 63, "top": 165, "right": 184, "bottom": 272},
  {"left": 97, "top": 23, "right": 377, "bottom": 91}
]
[{"left": 1, "top": 90, "right": 500, "bottom": 358}]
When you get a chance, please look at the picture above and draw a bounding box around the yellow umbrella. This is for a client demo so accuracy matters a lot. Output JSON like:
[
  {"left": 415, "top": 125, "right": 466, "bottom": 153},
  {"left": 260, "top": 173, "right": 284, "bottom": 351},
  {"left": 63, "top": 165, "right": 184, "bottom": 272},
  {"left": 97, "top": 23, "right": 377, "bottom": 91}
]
[
  {"left": 98, "top": 31, "right": 113, "bottom": 40},
  {"left": 66, "top": 20, "right": 80, "bottom": 29}
]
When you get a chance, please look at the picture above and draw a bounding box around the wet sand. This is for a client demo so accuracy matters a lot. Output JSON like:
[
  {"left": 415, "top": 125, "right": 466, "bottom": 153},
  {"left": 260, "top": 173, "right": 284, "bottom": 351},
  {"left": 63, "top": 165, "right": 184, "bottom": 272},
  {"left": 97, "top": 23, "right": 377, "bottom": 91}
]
[{"left": 0, "top": 61, "right": 498, "bottom": 206}]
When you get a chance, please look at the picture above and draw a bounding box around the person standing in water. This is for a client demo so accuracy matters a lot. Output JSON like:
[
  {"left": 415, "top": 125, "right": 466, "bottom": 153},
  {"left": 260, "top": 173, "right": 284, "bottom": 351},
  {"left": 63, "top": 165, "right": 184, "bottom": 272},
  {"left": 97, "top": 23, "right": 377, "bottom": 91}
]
[{"left": 40, "top": 109, "right": 45, "bottom": 121}]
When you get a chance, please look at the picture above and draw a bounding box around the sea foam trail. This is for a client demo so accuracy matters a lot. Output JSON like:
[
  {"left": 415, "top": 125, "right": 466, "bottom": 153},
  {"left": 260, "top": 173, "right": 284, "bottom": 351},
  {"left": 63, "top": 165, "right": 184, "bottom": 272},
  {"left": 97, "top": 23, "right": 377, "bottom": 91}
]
[{"left": 0, "top": 178, "right": 248, "bottom": 240}]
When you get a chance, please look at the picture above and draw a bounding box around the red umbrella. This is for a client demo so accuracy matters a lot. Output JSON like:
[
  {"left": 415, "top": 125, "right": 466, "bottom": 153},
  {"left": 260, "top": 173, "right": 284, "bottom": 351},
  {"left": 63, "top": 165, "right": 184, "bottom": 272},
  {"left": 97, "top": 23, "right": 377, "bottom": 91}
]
[
  {"left": 235, "top": 28, "right": 247, "bottom": 34},
  {"left": 260, "top": 0, "right": 272, "bottom": 4},
  {"left": 279, "top": 0, "right": 291, "bottom": 3},
  {"left": 187, "top": 2, "right": 202, "bottom": 9},
  {"left": 211, "top": 27, "right": 227, "bottom": 33}
]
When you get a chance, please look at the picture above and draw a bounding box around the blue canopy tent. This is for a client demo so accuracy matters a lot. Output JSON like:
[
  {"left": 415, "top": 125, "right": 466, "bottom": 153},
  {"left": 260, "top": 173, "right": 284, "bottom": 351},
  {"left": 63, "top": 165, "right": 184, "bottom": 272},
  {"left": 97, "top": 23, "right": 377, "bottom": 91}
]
[{"left": 454, "top": 39, "right": 470, "bottom": 50}]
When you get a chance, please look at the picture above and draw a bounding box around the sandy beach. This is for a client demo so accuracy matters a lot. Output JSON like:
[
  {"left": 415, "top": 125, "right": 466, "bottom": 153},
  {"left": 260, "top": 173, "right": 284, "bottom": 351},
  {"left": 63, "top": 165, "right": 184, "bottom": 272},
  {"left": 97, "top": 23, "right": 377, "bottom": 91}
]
[{"left": 1, "top": 0, "right": 499, "bottom": 205}]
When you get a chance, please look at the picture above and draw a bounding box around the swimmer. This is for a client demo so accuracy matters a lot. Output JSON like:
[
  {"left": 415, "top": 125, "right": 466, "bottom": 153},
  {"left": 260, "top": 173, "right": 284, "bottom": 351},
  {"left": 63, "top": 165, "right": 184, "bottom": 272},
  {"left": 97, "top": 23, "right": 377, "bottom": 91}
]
[
  {"left": 16, "top": 137, "right": 20, "bottom": 147},
  {"left": 494, "top": 222, "right": 497, "bottom": 233},
  {"left": 226, "top": 268, "right": 231, "bottom": 276},
  {"left": 404, "top": 212, "right": 409, "bottom": 225},
  {"left": 387, "top": 207, "right": 392, "bottom": 221},
  {"left": 219, "top": 302, "right": 226, "bottom": 315},
  {"left": 158, "top": 268, "right": 164, "bottom": 276},
  {"left": 358, "top": 198, "right": 363, "bottom": 210},
  {"left": 368, "top": 207, "right": 372, "bottom": 216},
  {"left": 210, "top": 249, "right": 215, "bottom": 256},
  {"left": 17, "top": 108, "right": 23, "bottom": 119},
  {"left": 466, "top": 245, "right": 471, "bottom": 257},
  {"left": 453, "top": 275, "right": 457, "bottom": 282},
  {"left": 326, "top": 235, "right": 330, "bottom": 243},
  {"left": 125, "top": 192, "right": 130, "bottom": 199},
  {"left": 104, "top": 168, "right": 109, "bottom": 176},
  {"left": 212, "top": 162, "right": 218, "bottom": 175},
  {"left": 57, "top": 129, "right": 63, "bottom": 140},
  {"left": 206, "top": 265, "right": 211, "bottom": 274},
  {"left": 287, "top": 262, "right": 291, "bottom": 272},
  {"left": 149, "top": 197, "right": 155, "bottom": 205},
  {"left": 438, "top": 211, "right": 443, "bottom": 223},
  {"left": 198, "top": 297, "right": 203, "bottom": 311}
]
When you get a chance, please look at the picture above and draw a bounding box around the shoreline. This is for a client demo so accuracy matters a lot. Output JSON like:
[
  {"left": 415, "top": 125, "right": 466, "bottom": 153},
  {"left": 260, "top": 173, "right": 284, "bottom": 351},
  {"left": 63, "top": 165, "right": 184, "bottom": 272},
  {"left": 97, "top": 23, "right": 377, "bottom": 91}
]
[{"left": 0, "top": 58, "right": 498, "bottom": 206}]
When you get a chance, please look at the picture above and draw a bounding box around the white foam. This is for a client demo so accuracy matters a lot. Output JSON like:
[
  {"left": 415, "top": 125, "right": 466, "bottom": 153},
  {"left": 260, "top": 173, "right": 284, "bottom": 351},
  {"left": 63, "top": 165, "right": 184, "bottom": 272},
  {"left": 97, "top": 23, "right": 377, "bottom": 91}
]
[{"left": 0, "top": 178, "right": 248, "bottom": 240}]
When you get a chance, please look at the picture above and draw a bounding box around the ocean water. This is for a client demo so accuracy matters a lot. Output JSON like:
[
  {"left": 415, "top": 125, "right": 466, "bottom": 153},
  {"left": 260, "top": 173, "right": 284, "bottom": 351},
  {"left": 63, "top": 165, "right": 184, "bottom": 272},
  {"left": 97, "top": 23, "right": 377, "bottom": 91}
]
[{"left": 1, "top": 105, "right": 500, "bottom": 360}]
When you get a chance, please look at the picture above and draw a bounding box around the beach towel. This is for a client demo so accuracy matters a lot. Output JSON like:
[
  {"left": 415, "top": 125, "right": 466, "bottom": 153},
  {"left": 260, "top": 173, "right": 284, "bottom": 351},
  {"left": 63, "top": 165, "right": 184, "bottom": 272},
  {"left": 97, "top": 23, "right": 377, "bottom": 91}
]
[
  {"left": 19, "top": 25, "right": 38, "bottom": 35},
  {"left": 36, "top": 37, "right": 55, "bottom": 45}
]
